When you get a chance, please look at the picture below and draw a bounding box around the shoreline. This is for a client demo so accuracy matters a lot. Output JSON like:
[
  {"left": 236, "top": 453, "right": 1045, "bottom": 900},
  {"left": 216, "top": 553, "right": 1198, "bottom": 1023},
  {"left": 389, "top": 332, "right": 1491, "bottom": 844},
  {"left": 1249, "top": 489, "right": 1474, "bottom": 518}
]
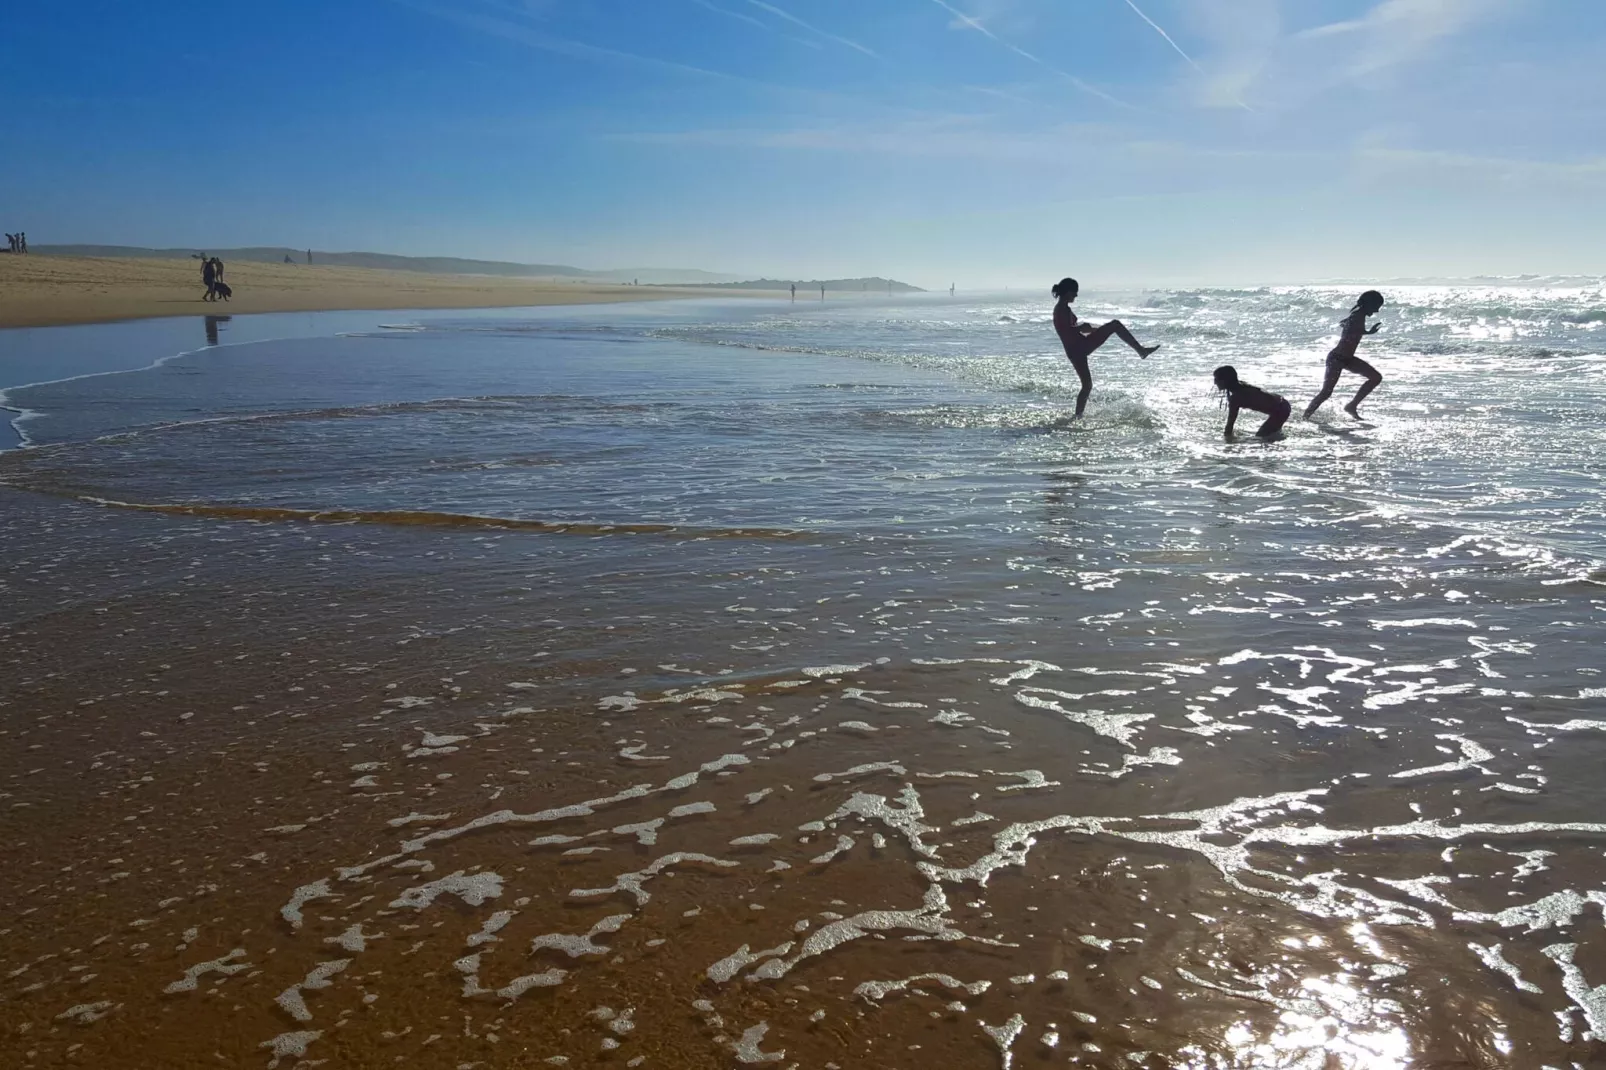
[{"left": 0, "top": 253, "right": 742, "bottom": 329}]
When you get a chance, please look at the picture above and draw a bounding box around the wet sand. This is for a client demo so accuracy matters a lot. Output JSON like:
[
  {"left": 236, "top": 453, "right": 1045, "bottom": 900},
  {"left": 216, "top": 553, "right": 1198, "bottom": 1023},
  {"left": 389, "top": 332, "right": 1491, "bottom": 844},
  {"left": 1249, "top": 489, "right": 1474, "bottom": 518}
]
[
  {"left": 0, "top": 255, "right": 716, "bottom": 328},
  {"left": 4, "top": 484, "right": 1603, "bottom": 1069}
]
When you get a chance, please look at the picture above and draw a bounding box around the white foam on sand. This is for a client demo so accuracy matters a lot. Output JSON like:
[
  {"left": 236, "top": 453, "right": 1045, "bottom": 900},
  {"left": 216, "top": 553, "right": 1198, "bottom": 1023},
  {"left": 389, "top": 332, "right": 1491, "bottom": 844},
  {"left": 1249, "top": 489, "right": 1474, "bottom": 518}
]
[
  {"left": 812, "top": 762, "right": 905, "bottom": 783},
  {"left": 611, "top": 819, "right": 665, "bottom": 846},
  {"left": 531, "top": 914, "right": 633, "bottom": 958},
  {"left": 280, "top": 880, "right": 334, "bottom": 930},
  {"left": 981, "top": 1013, "right": 1026, "bottom": 1070},
  {"left": 708, "top": 942, "right": 796, "bottom": 983},
  {"left": 54, "top": 1001, "right": 116, "bottom": 1024},
  {"left": 1468, "top": 942, "right": 1542, "bottom": 993},
  {"left": 496, "top": 968, "right": 569, "bottom": 1000},
  {"left": 261, "top": 1030, "right": 322, "bottom": 1068},
  {"left": 467, "top": 910, "right": 517, "bottom": 947},
  {"left": 389, "top": 871, "right": 503, "bottom": 910},
  {"left": 326, "top": 924, "right": 378, "bottom": 953},
  {"left": 275, "top": 959, "right": 351, "bottom": 1023},
  {"left": 731, "top": 1022, "right": 785, "bottom": 1063},
  {"left": 569, "top": 853, "right": 739, "bottom": 907},
  {"left": 853, "top": 974, "right": 992, "bottom": 1002},
  {"left": 164, "top": 949, "right": 250, "bottom": 993},
  {"left": 1542, "top": 943, "right": 1606, "bottom": 1039}
]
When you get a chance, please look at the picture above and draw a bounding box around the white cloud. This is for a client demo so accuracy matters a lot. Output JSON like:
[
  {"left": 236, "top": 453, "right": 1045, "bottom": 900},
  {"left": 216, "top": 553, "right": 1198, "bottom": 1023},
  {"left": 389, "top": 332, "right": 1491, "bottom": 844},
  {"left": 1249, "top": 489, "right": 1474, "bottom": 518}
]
[{"left": 1183, "top": 0, "right": 1516, "bottom": 112}]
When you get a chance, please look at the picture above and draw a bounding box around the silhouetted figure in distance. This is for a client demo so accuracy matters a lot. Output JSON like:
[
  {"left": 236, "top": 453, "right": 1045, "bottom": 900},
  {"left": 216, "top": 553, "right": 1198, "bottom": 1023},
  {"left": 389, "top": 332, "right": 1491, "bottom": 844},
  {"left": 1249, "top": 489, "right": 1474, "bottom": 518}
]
[
  {"left": 1304, "top": 290, "right": 1385, "bottom": 420},
  {"left": 1051, "top": 277, "right": 1159, "bottom": 419},
  {"left": 202, "top": 257, "right": 218, "bottom": 301},
  {"left": 1214, "top": 365, "right": 1290, "bottom": 439}
]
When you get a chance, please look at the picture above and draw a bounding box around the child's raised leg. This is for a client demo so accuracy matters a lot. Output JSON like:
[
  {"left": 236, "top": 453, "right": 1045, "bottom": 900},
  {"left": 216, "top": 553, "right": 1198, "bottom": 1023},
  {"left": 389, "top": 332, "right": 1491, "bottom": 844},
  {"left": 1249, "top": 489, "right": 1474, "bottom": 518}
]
[{"left": 1083, "top": 319, "right": 1159, "bottom": 358}]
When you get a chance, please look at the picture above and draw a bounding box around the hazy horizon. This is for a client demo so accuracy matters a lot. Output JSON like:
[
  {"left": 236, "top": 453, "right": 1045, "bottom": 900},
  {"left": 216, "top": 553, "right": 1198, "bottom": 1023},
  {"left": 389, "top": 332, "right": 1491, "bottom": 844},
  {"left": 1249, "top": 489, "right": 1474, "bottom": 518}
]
[{"left": 5, "top": 1, "right": 1604, "bottom": 289}]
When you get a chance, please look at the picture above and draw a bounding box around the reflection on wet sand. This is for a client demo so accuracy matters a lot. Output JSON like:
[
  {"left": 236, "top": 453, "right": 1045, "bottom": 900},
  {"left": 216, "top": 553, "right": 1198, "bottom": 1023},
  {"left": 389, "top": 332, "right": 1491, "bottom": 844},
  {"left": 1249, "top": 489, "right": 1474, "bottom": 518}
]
[{"left": 3, "top": 491, "right": 1603, "bottom": 1068}]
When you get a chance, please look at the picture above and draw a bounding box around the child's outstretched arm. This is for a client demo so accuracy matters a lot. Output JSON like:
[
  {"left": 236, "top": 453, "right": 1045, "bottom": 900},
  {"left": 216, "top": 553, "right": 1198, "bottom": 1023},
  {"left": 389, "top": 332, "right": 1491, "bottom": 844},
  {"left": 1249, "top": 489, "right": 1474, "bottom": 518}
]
[{"left": 1223, "top": 398, "right": 1240, "bottom": 436}]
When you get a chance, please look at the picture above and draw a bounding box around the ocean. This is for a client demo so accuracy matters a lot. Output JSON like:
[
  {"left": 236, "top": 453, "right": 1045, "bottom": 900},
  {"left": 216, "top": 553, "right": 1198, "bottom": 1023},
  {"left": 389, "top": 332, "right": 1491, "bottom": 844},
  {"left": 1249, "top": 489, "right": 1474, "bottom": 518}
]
[{"left": 1, "top": 284, "right": 1604, "bottom": 1068}]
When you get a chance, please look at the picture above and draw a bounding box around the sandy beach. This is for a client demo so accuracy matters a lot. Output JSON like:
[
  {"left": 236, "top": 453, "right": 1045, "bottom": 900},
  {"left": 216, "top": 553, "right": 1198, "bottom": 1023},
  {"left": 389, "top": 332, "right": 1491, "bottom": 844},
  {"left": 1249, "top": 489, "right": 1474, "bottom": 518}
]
[{"left": 0, "top": 254, "right": 710, "bottom": 328}]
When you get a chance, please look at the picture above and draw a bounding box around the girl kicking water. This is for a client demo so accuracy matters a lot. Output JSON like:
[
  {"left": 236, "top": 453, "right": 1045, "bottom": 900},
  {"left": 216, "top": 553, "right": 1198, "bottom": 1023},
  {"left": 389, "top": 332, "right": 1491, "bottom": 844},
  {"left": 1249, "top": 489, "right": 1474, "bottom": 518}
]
[
  {"left": 1305, "top": 290, "right": 1385, "bottom": 419},
  {"left": 1214, "top": 365, "right": 1291, "bottom": 439},
  {"left": 1052, "top": 278, "right": 1160, "bottom": 419}
]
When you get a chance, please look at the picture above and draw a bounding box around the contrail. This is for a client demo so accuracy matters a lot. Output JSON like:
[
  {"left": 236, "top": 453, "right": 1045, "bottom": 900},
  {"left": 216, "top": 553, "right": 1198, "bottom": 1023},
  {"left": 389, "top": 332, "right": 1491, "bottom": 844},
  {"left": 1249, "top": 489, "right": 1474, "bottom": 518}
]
[
  {"left": 747, "top": 0, "right": 879, "bottom": 57},
  {"left": 691, "top": 0, "right": 766, "bottom": 30},
  {"left": 1119, "top": 0, "right": 1203, "bottom": 72},
  {"left": 927, "top": 0, "right": 1132, "bottom": 109},
  {"left": 397, "top": 0, "right": 742, "bottom": 82},
  {"left": 1119, "top": 0, "right": 1253, "bottom": 111}
]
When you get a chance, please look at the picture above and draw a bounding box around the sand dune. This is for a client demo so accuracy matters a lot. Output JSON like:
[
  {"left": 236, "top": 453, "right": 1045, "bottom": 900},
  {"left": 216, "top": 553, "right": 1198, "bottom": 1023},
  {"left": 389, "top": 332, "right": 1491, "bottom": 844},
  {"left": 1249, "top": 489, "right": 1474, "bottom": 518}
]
[{"left": 0, "top": 254, "right": 711, "bottom": 328}]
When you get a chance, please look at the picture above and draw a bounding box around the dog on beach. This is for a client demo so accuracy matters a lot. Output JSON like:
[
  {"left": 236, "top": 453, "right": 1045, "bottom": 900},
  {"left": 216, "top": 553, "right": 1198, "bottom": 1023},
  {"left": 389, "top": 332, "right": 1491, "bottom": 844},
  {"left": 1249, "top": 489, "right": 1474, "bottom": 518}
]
[{"left": 212, "top": 281, "right": 233, "bottom": 302}]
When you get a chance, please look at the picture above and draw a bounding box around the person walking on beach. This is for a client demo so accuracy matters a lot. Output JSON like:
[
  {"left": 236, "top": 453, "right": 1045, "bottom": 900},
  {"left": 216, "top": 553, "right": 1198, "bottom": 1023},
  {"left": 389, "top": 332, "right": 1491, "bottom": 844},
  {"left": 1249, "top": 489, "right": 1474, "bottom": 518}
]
[
  {"left": 1304, "top": 290, "right": 1385, "bottom": 420},
  {"left": 1214, "top": 365, "right": 1291, "bottom": 439},
  {"left": 4, "top": 234, "right": 13, "bottom": 253},
  {"left": 790, "top": 283, "right": 796, "bottom": 303},
  {"left": 18, "top": 232, "right": 26, "bottom": 254},
  {"left": 1051, "top": 277, "right": 1160, "bottom": 419},
  {"left": 202, "top": 257, "right": 218, "bottom": 301}
]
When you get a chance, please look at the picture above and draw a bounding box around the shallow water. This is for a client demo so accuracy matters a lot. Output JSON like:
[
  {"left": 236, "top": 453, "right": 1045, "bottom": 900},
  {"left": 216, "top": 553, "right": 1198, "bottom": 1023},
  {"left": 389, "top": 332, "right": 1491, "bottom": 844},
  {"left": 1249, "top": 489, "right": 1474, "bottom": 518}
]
[{"left": 1, "top": 286, "right": 1604, "bottom": 1068}]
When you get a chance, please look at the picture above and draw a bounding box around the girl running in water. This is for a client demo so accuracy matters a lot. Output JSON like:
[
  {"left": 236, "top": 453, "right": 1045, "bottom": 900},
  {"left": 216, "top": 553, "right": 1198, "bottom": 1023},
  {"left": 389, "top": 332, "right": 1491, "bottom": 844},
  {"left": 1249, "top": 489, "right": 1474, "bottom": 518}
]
[
  {"left": 1304, "top": 290, "right": 1385, "bottom": 419},
  {"left": 1214, "top": 365, "right": 1291, "bottom": 439},
  {"left": 1051, "top": 278, "right": 1160, "bottom": 419}
]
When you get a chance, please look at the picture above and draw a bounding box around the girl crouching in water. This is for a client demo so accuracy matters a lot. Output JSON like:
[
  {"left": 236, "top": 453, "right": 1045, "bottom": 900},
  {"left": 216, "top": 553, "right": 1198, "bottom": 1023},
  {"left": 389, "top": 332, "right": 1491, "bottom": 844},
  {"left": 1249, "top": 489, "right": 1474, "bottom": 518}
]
[{"left": 1214, "top": 365, "right": 1291, "bottom": 439}]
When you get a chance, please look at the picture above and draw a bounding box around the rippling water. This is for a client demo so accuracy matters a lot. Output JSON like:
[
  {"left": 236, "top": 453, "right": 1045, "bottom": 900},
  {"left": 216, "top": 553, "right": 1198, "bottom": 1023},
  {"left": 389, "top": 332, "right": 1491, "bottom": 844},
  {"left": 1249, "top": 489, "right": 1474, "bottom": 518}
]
[{"left": 2, "top": 284, "right": 1604, "bottom": 1068}]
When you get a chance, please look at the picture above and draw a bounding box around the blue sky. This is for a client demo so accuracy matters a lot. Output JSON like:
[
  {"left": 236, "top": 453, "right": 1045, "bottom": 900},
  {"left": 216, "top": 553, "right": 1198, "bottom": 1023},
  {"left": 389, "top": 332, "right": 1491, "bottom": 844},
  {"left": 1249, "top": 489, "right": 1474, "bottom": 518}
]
[{"left": 3, "top": 0, "right": 1603, "bottom": 286}]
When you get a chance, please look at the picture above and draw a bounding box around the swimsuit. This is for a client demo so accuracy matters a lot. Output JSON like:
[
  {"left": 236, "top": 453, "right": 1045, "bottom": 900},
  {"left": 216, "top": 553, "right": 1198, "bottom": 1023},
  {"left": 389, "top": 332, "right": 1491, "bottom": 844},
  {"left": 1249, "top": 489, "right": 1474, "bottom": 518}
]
[{"left": 1326, "top": 350, "right": 1370, "bottom": 375}]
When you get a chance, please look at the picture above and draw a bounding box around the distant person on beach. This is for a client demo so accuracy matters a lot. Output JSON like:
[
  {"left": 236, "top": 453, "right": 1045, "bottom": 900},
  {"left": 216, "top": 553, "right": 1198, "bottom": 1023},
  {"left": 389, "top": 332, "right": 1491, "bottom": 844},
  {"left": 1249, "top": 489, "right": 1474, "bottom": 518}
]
[
  {"left": 4, "top": 234, "right": 13, "bottom": 253},
  {"left": 790, "top": 283, "right": 796, "bottom": 303},
  {"left": 202, "top": 257, "right": 218, "bottom": 301},
  {"left": 820, "top": 284, "right": 825, "bottom": 301},
  {"left": 1304, "top": 290, "right": 1385, "bottom": 420},
  {"left": 18, "top": 232, "right": 26, "bottom": 254},
  {"left": 1214, "top": 365, "right": 1291, "bottom": 439},
  {"left": 1051, "top": 277, "right": 1160, "bottom": 419}
]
